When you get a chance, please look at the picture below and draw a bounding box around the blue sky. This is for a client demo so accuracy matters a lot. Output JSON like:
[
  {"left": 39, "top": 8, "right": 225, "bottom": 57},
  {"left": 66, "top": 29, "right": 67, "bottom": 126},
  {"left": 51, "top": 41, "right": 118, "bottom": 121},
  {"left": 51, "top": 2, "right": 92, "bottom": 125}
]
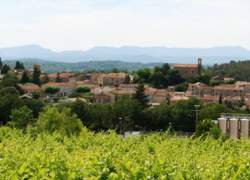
[{"left": 0, "top": 0, "right": 250, "bottom": 51}]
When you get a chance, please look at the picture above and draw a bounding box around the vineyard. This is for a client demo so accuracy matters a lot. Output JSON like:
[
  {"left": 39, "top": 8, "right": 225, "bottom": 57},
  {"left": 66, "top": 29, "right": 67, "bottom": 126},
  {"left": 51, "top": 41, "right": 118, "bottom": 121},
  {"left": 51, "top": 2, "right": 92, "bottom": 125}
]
[{"left": 1, "top": 127, "right": 250, "bottom": 179}]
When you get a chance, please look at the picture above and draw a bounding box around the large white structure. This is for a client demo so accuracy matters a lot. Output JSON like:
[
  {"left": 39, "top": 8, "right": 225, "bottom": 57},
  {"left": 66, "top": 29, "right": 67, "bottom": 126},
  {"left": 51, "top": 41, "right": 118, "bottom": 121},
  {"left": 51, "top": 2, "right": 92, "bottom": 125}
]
[{"left": 218, "top": 114, "right": 250, "bottom": 139}]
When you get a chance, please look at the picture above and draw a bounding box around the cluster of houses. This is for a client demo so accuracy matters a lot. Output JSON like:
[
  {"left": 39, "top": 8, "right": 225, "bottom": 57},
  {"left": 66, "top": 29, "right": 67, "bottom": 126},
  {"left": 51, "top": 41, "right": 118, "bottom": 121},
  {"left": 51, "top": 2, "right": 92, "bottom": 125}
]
[
  {"left": 3, "top": 59, "right": 250, "bottom": 108},
  {"left": 187, "top": 81, "right": 250, "bottom": 106}
]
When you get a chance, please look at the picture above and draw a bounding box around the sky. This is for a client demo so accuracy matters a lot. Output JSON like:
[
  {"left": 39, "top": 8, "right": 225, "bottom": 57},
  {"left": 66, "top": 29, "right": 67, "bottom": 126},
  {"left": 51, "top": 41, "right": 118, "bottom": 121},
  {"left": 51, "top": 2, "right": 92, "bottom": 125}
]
[{"left": 0, "top": 0, "right": 250, "bottom": 51}]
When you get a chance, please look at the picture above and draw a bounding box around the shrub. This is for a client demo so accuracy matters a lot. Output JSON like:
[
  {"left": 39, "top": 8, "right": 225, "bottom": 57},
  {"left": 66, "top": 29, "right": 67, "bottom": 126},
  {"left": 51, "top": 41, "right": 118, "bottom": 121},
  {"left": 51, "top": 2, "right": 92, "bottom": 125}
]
[
  {"left": 9, "top": 106, "right": 34, "bottom": 130},
  {"left": 195, "top": 118, "right": 221, "bottom": 139},
  {"left": 45, "top": 86, "right": 60, "bottom": 94},
  {"left": 195, "top": 119, "right": 213, "bottom": 137},
  {"left": 209, "top": 125, "right": 221, "bottom": 139},
  {"left": 32, "top": 92, "right": 41, "bottom": 99},
  {"left": 76, "top": 86, "right": 91, "bottom": 93},
  {"left": 36, "top": 107, "right": 83, "bottom": 136}
]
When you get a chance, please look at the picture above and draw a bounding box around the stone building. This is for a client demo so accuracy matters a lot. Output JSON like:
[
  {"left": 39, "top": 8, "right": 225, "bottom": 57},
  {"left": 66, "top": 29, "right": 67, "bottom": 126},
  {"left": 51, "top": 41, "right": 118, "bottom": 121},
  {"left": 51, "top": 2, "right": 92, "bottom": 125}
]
[
  {"left": 173, "top": 58, "right": 202, "bottom": 78},
  {"left": 97, "top": 73, "right": 127, "bottom": 86},
  {"left": 48, "top": 72, "right": 77, "bottom": 82},
  {"left": 187, "top": 82, "right": 213, "bottom": 96}
]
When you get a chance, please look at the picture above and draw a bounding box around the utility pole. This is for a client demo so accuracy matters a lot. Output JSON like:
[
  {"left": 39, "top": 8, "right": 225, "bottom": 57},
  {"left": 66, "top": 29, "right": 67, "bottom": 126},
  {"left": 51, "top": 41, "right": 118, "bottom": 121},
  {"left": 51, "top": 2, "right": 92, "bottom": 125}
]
[{"left": 194, "top": 105, "right": 200, "bottom": 131}]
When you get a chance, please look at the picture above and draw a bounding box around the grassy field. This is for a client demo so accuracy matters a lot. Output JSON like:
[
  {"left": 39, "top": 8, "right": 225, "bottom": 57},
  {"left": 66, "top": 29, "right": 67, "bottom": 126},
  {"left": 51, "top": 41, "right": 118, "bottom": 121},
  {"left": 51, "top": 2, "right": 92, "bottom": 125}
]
[{"left": 0, "top": 127, "right": 250, "bottom": 179}]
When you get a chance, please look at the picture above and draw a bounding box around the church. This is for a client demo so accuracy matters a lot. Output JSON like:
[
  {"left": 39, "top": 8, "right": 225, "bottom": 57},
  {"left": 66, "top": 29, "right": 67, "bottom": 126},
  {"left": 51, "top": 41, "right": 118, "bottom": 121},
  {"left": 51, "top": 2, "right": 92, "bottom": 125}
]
[{"left": 173, "top": 58, "right": 202, "bottom": 79}]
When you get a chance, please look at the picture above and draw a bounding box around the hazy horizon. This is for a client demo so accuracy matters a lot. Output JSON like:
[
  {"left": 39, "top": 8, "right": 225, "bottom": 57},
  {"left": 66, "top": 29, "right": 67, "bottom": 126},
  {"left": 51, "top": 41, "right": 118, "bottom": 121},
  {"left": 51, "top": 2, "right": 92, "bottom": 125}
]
[
  {"left": 1, "top": 0, "right": 250, "bottom": 51},
  {"left": 1, "top": 44, "right": 250, "bottom": 53}
]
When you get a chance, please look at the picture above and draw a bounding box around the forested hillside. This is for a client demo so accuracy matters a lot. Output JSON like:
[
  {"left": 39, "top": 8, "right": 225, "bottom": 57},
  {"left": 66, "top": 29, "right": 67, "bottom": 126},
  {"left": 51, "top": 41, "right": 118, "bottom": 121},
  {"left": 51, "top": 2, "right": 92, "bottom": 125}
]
[
  {"left": 211, "top": 60, "right": 250, "bottom": 81},
  {"left": 3, "top": 59, "right": 162, "bottom": 73}
]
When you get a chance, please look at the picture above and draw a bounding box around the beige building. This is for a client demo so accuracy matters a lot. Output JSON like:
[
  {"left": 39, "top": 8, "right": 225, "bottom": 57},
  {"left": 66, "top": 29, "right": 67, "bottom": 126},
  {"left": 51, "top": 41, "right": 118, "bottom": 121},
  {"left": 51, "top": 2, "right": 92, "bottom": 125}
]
[
  {"left": 42, "top": 82, "right": 76, "bottom": 96},
  {"left": 95, "top": 73, "right": 127, "bottom": 86},
  {"left": 173, "top": 58, "right": 202, "bottom": 78},
  {"left": 213, "top": 84, "right": 244, "bottom": 97},
  {"left": 169, "top": 92, "right": 190, "bottom": 103},
  {"left": 93, "top": 92, "right": 115, "bottom": 104},
  {"left": 187, "top": 82, "right": 213, "bottom": 97},
  {"left": 145, "top": 88, "right": 170, "bottom": 105},
  {"left": 112, "top": 84, "right": 137, "bottom": 97}
]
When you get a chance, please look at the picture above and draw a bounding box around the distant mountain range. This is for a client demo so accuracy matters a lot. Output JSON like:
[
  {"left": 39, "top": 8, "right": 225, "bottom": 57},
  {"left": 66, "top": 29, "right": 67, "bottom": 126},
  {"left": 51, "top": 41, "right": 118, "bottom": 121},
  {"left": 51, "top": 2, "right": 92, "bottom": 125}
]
[{"left": 1, "top": 45, "right": 250, "bottom": 64}]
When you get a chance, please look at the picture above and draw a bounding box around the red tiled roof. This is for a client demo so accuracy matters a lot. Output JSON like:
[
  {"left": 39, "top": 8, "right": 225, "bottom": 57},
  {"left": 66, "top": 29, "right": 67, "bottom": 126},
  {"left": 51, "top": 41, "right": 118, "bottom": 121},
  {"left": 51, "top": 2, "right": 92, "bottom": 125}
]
[
  {"left": 214, "top": 85, "right": 243, "bottom": 90},
  {"left": 100, "top": 73, "right": 127, "bottom": 78},
  {"left": 173, "top": 64, "right": 198, "bottom": 68},
  {"left": 43, "top": 82, "right": 76, "bottom": 88},
  {"left": 18, "top": 83, "right": 41, "bottom": 92}
]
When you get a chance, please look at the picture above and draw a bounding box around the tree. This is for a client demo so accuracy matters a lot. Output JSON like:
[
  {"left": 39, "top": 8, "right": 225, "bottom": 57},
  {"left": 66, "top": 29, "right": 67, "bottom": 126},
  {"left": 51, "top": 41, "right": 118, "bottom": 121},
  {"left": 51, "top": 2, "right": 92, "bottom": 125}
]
[
  {"left": 167, "top": 70, "right": 184, "bottom": 85},
  {"left": 219, "top": 94, "right": 223, "bottom": 104},
  {"left": 162, "top": 63, "right": 170, "bottom": 75},
  {"left": 32, "top": 65, "right": 41, "bottom": 85},
  {"left": 195, "top": 119, "right": 214, "bottom": 137},
  {"left": 14, "top": 61, "right": 21, "bottom": 70},
  {"left": 150, "top": 71, "right": 166, "bottom": 88},
  {"left": 76, "top": 86, "right": 91, "bottom": 93},
  {"left": 20, "top": 70, "right": 31, "bottom": 84},
  {"left": 43, "top": 74, "right": 50, "bottom": 84},
  {"left": 175, "top": 83, "right": 188, "bottom": 92},
  {"left": 133, "top": 83, "right": 149, "bottom": 108},
  {"left": 136, "top": 68, "right": 152, "bottom": 83},
  {"left": 0, "top": 87, "right": 19, "bottom": 124},
  {"left": 0, "top": 73, "right": 18, "bottom": 88},
  {"left": 32, "top": 92, "right": 40, "bottom": 99},
  {"left": 113, "top": 96, "right": 143, "bottom": 131},
  {"left": 45, "top": 86, "right": 60, "bottom": 95},
  {"left": 56, "top": 72, "right": 62, "bottom": 82},
  {"left": 37, "top": 107, "right": 83, "bottom": 136},
  {"left": 200, "top": 103, "right": 229, "bottom": 120},
  {"left": 57, "top": 100, "right": 89, "bottom": 125},
  {"left": 9, "top": 106, "right": 34, "bottom": 129},
  {"left": 0, "top": 87, "right": 19, "bottom": 96},
  {"left": 2, "top": 64, "right": 10, "bottom": 74},
  {"left": 144, "top": 102, "right": 172, "bottom": 131},
  {"left": 0, "top": 57, "right": 2, "bottom": 73},
  {"left": 87, "top": 104, "right": 114, "bottom": 130},
  {"left": 16, "top": 98, "right": 44, "bottom": 118},
  {"left": 171, "top": 98, "right": 200, "bottom": 132}
]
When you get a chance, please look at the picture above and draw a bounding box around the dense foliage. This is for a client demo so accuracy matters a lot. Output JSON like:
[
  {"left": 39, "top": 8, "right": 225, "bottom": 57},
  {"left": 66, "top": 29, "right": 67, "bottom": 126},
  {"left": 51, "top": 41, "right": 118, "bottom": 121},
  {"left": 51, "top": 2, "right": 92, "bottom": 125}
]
[
  {"left": 0, "top": 128, "right": 250, "bottom": 179},
  {"left": 134, "top": 64, "right": 185, "bottom": 88},
  {"left": 211, "top": 60, "right": 250, "bottom": 81},
  {"left": 36, "top": 107, "right": 83, "bottom": 136},
  {"left": 45, "top": 86, "right": 60, "bottom": 94}
]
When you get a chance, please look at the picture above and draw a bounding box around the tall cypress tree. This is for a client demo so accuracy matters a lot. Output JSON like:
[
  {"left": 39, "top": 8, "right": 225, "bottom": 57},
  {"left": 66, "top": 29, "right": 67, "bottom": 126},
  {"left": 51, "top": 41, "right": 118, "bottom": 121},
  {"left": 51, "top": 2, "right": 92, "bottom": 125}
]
[
  {"left": 0, "top": 57, "right": 3, "bottom": 73},
  {"left": 32, "top": 65, "right": 41, "bottom": 85},
  {"left": 15, "top": 61, "right": 21, "bottom": 70},
  {"left": 133, "top": 83, "right": 149, "bottom": 108},
  {"left": 2, "top": 64, "right": 10, "bottom": 74},
  {"left": 43, "top": 73, "right": 50, "bottom": 84},
  {"left": 56, "top": 72, "right": 62, "bottom": 82},
  {"left": 21, "top": 70, "right": 30, "bottom": 84}
]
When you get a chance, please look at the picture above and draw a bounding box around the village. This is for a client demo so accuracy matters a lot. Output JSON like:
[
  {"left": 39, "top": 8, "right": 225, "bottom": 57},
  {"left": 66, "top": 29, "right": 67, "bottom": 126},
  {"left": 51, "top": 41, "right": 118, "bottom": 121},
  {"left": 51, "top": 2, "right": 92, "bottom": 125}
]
[{"left": 2, "top": 58, "right": 250, "bottom": 110}]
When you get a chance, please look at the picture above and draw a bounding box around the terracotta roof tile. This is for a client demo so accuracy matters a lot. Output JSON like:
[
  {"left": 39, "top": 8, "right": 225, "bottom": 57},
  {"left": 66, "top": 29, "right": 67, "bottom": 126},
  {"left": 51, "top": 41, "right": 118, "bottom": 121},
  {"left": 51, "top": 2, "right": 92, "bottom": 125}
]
[{"left": 174, "top": 64, "right": 198, "bottom": 68}]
